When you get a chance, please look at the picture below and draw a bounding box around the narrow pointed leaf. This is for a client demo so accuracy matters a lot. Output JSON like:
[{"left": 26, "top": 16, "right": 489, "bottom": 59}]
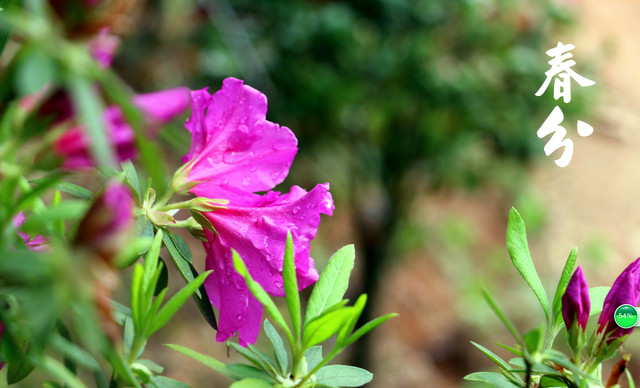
[
  {"left": 552, "top": 248, "right": 578, "bottom": 326},
  {"left": 150, "top": 270, "right": 211, "bottom": 335},
  {"left": 304, "top": 346, "right": 323, "bottom": 371},
  {"left": 507, "top": 208, "right": 550, "bottom": 323},
  {"left": 232, "top": 250, "right": 293, "bottom": 343},
  {"left": 482, "top": 288, "right": 523, "bottom": 346},
  {"left": 343, "top": 313, "right": 397, "bottom": 348},
  {"left": 264, "top": 320, "right": 288, "bottom": 375},
  {"left": 464, "top": 372, "right": 520, "bottom": 387},
  {"left": 303, "top": 307, "right": 355, "bottom": 348},
  {"left": 227, "top": 342, "right": 271, "bottom": 373},
  {"left": 470, "top": 342, "right": 524, "bottom": 385},
  {"left": 282, "top": 231, "right": 301, "bottom": 340},
  {"left": 229, "top": 378, "right": 273, "bottom": 388}
]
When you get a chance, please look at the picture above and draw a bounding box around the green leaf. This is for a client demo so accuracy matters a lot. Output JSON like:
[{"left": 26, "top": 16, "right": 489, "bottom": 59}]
[
  {"left": 0, "top": 0, "right": 21, "bottom": 58},
  {"left": 150, "top": 376, "right": 190, "bottom": 388},
  {"left": 39, "top": 356, "right": 88, "bottom": 388},
  {"left": 21, "top": 200, "right": 88, "bottom": 232},
  {"left": 6, "top": 355, "right": 35, "bottom": 384},
  {"left": 16, "top": 46, "right": 57, "bottom": 96},
  {"left": 154, "top": 258, "right": 169, "bottom": 296},
  {"left": 552, "top": 248, "right": 578, "bottom": 327},
  {"left": 314, "top": 365, "right": 373, "bottom": 387},
  {"left": 506, "top": 208, "right": 550, "bottom": 324},
  {"left": 163, "top": 231, "right": 196, "bottom": 290},
  {"left": 589, "top": 286, "right": 610, "bottom": 317},
  {"left": 470, "top": 342, "right": 524, "bottom": 385},
  {"left": 130, "top": 264, "right": 144, "bottom": 329},
  {"left": 227, "top": 342, "right": 272, "bottom": 373},
  {"left": 68, "top": 75, "right": 116, "bottom": 169},
  {"left": 464, "top": 372, "right": 520, "bottom": 387},
  {"left": 121, "top": 160, "right": 140, "bottom": 200},
  {"left": 133, "top": 217, "right": 154, "bottom": 254},
  {"left": 627, "top": 369, "right": 636, "bottom": 388},
  {"left": 150, "top": 270, "right": 211, "bottom": 335},
  {"left": 282, "top": 231, "right": 301, "bottom": 340},
  {"left": 303, "top": 307, "right": 355, "bottom": 348},
  {"left": 187, "top": 261, "right": 217, "bottom": 330},
  {"left": 264, "top": 320, "right": 288, "bottom": 375},
  {"left": 539, "top": 375, "right": 569, "bottom": 387},
  {"left": 229, "top": 378, "right": 274, "bottom": 388},
  {"left": 523, "top": 325, "right": 544, "bottom": 354},
  {"left": 166, "top": 345, "right": 274, "bottom": 382},
  {"left": 306, "top": 244, "right": 355, "bottom": 324},
  {"left": 343, "top": 313, "right": 398, "bottom": 348},
  {"left": 38, "top": 181, "right": 92, "bottom": 200},
  {"left": 304, "top": 346, "right": 323, "bottom": 371},
  {"left": 232, "top": 250, "right": 293, "bottom": 344},
  {"left": 337, "top": 294, "right": 367, "bottom": 345},
  {"left": 143, "top": 230, "right": 164, "bottom": 293},
  {"left": 482, "top": 288, "right": 523, "bottom": 346}
]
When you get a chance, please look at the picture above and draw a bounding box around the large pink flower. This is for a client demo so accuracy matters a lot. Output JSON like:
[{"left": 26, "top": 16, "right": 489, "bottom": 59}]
[
  {"left": 184, "top": 78, "right": 333, "bottom": 345},
  {"left": 182, "top": 78, "right": 298, "bottom": 206},
  {"left": 55, "top": 87, "right": 191, "bottom": 169}
]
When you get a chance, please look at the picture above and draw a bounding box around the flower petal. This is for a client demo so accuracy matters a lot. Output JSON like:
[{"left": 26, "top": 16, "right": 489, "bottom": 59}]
[
  {"left": 184, "top": 78, "right": 298, "bottom": 206},
  {"left": 204, "top": 183, "right": 334, "bottom": 296},
  {"left": 133, "top": 87, "right": 191, "bottom": 123},
  {"left": 204, "top": 238, "right": 262, "bottom": 345}
]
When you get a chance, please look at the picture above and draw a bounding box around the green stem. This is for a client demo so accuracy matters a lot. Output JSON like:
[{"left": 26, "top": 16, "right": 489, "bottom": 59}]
[
  {"left": 156, "top": 200, "right": 192, "bottom": 212},
  {"left": 293, "top": 347, "right": 341, "bottom": 388}
]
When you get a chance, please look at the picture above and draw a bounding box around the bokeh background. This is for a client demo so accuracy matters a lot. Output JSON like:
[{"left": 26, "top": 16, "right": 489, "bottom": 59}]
[{"left": 24, "top": 0, "right": 640, "bottom": 386}]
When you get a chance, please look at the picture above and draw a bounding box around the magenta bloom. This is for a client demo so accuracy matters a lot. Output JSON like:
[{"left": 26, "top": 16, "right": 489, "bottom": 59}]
[
  {"left": 74, "top": 182, "right": 134, "bottom": 263},
  {"left": 597, "top": 258, "right": 640, "bottom": 342},
  {"left": 184, "top": 78, "right": 333, "bottom": 345},
  {"left": 55, "top": 87, "right": 190, "bottom": 169},
  {"left": 12, "top": 212, "right": 47, "bottom": 251},
  {"left": 562, "top": 266, "right": 590, "bottom": 330},
  {"left": 88, "top": 28, "right": 120, "bottom": 68},
  {"left": 182, "top": 78, "right": 298, "bottom": 206}
]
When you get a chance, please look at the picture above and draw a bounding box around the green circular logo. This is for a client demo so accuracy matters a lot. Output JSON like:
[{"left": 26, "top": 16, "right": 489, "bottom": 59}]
[{"left": 614, "top": 304, "right": 638, "bottom": 329}]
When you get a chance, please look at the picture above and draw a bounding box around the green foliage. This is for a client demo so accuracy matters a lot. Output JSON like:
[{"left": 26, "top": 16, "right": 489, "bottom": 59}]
[
  {"left": 468, "top": 208, "right": 636, "bottom": 388},
  {"left": 170, "top": 238, "right": 395, "bottom": 387}
]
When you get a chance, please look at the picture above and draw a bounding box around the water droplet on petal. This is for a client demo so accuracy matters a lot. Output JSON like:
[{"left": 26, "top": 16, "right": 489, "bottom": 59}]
[
  {"left": 292, "top": 206, "right": 300, "bottom": 215},
  {"left": 270, "top": 172, "right": 280, "bottom": 180},
  {"left": 250, "top": 166, "right": 257, "bottom": 172},
  {"left": 223, "top": 150, "right": 244, "bottom": 164},
  {"left": 236, "top": 313, "right": 245, "bottom": 321},
  {"left": 272, "top": 140, "right": 291, "bottom": 151},
  {"left": 242, "top": 177, "right": 252, "bottom": 186},
  {"left": 274, "top": 279, "right": 283, "bottom": 288}
]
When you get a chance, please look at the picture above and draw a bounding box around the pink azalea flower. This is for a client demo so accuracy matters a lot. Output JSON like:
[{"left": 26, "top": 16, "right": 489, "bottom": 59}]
[
  {"left": 561, "top": 266, "right": 590, "bottom": 331},
  {"left": 597, "top": 258, "right": 640, "bottom": 342},
  {"left": 55, "top": 87, "right": 191, "bottom": 169},
  {"left": 203, "top": 184, "right": 334, "bottom": 345},
  {"left": 12, "top": 212, "right": 47, "bottom": 251},
  {"left": 88, "top": 28, "right": 120, "bottom": 68},
  {"left": 182, "top": 78, "right": 298, "bottom": 206},
  {"left": 183, "top": 78, "right": 334, "bottom": 345}
]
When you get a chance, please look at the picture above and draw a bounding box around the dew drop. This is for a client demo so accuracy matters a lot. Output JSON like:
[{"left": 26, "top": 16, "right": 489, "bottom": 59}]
[
  {"left": 292, "top": 206, "right": 300, "bottom": 215},
  {"left": 272, "top": 140, "right": 291, "bottom": 151},
  {"left": 274, "top": 279, "right": 283, "bottom": 288},
  {"left": 242, "top": 177, "right": 252, "bottom": 186},
  {"left": 223, "top": 150, "right": 244, "bottom": 164},
  {"left": 236, "top": 313, "right": 245, "bottom": 321},
  {"left": 270, "top": 172, "right": 280, "bottom": 180},
  {"left": 250, "top": 166, "right": 257, "bottom": 172}
]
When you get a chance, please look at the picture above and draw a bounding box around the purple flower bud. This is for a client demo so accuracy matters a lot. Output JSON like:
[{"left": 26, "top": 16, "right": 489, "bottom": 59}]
[
  {"left": 597, "top": 258, "right": 640, "bottom": 342},
  {"left": 74, "top": 182, "right": 134, "bottom": 264},
  {"left": 562, "top": 266, "right": 590, "bottom": 330}
]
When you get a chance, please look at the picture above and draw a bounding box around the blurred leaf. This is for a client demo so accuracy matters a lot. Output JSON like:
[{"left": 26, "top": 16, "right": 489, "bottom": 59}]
[
  {"left": 263, "top": 319, "right": 288, "bottom": 375},
  {"left": 523, "top": 326, "right": 544, "bottom": 354},
  {"left": 306, "top": 244, "right": 355, "bottom": 324},
  {"left": 68, "top": 75, "right": 116, "bottom": 169},
  {"left": 482, "top": 288, "right": 523, "bottom": 346},
  {"left": 0, "top": 0, "right": 22, "bottom": 58},
  {"left": 282, "top": 231, "right": 301, "bottom": 339},
  {"left": 627, "top": 369, "right": 636, "bottom": 388},
  {"left": 589, "top": 286, "right": 610, "bottom": 317},
  {"left": 506, "top": 208, "right": 550, "bottom": 325},
  {"left": 121, "top": 160, "right": 140, "bottom": 200},
  {"left": 552, "top": 248, "right": 578, "bottom": 329},
  {"left": 229, "top": 378, "right": 273, "bottom": 388},
  {"left": 38, "top": 181, "right": 92, "bottom": 200},
  {"left": 314, "top": 365, "right": 373, "bottom": 387},
  {"left": 7, "top": 353, "right": 36, "bottom": 384},
  {"left": 150, "top": 376, "right": 190, "bottom": 388},
  {"left": 21, "top": 200, "right": 88, "bottom": 233},
  {"left": 16, "top": 46, "right": 56, "bottom": 96},
  {"left": 464, "top": 372, "right": 520, "bottom": 387}
]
